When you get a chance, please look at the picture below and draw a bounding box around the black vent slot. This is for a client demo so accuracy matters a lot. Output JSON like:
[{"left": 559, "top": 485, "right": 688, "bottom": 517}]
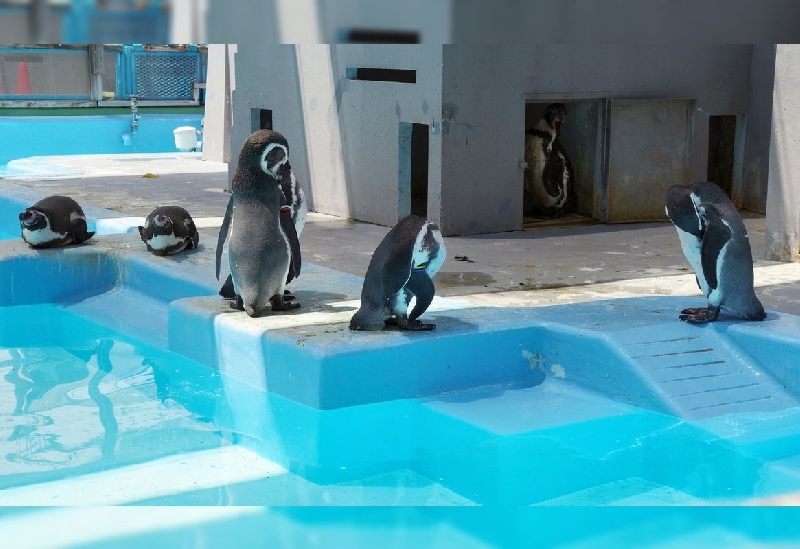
[
  {"left": 346, "top": 68, "right": 416, "bottom": 84},
  {"left": 345, "top": 29, "right": 420, "bottom": 44}
]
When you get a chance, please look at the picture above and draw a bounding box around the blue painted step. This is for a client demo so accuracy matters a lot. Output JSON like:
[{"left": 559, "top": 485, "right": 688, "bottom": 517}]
[{"left": 607, "top": 321, "right": 800, "bottom": 420}]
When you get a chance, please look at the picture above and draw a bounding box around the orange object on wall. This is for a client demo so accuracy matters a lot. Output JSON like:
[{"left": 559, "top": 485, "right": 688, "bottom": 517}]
[{"left": 16, "top": 62, "right": 32, "bottom": 94}]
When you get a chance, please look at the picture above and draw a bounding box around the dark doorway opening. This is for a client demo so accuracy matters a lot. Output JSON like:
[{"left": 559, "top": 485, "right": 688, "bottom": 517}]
[
  {"left": 707, "top": 115, "right": 737, "bottom": 198},
  {"left": 399, "top": 122, "right": 429, "bottom": 219},
  {"left": 410, "top": 123, "right": 429, "bottom": 218},
  {"left": 251, "top": 108, "right": 272, "bottom": 132},
  {"left": 523, "top": 100, "right": 600, "bottom": 228}
]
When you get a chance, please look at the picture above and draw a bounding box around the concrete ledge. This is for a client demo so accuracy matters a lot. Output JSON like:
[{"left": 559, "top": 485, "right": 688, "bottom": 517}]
[{"left": 169, "top": 296, "right": 549, "bottom": 410}]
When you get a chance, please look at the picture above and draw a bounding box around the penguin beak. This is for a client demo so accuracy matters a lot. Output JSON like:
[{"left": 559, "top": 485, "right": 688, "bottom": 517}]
[{"left": 19, "top": 209, "right": 37, "bottom": 226}]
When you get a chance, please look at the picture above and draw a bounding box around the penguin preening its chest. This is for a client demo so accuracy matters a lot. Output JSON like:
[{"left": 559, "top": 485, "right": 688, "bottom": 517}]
[
  {"left": 665, "top": 181, "right": 766, "bottom": 323},
  {"left": 19, "top": 195, "right": 95, "bottom": 248},
  {"left": 215, "top": 129, "right": 301, "bottom": 317},
  {"left": 524, "top": 103, "right": 576, "bottom": 218},
  {"left": 350, "top": 214, "right": 446, "bottom": 331},
  {"left": 138, "top": 206, "right": 200, "bottom": 255}
]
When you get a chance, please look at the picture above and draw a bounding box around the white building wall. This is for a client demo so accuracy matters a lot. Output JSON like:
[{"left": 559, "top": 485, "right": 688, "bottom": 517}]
[
  {"left": 765, "top": 44, "right": 800, "bottom": 262},
  {"left": 230, "top": 44, "right": 444, "bottom": 227}
]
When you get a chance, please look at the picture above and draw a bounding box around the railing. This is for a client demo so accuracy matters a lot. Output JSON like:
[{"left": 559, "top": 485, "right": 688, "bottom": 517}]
[{"left": 0, "top": 44, "right": 207, "bottom": 107}]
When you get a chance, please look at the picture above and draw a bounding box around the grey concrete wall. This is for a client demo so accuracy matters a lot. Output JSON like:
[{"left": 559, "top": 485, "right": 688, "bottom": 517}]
[
  {"left": 315, "top": 0, "right": 451, "bottom": 43},
  {"left": 765, "top": 45, "right": 800, "bottom": 262},
  {"left": 743, "top": 44, "right": 777, "bottom": 214},
  {"left": 229, "top": 45, "right": 310, "bottom": 198},
  {"left": 440, "top": 44, "right": 754, "bottom": 235},
  {"left": 230, "top": 44, "right": 444, "bottom": 227}
]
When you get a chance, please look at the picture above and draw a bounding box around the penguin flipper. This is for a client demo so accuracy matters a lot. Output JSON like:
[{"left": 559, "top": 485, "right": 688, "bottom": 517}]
[
  {"left": 73, "top": 218, "right": 94, "bottom": 244},
  {"left": 215, "top": 195, "right": 234, "bottom": 280},
  {"left": 381, "top": 240, "right": 416, "bottom": 299},
  {"left": 280, "top": 207, "right": 301, "bottom": 281},
  {"left": 699, "top": 207, "right": 731, "bottom": 292},
  {"left": 405, "top": 269, "right": 436, "bottom": 321}
]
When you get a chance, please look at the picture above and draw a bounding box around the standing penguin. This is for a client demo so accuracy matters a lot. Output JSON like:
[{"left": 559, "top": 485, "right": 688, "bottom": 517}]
[
  {"left": 350, "top": 214, "right": 446, "bottom": 331},
  {"left": 665, "top": 181, "right": 766, "bottom": 323},
  {"left": 138, "top": 205, "right": 200, "bottom": 255},
  {"left": 218, "top": 158, "right": 306, "bottom": 299},
  {"left": 19, "top": 195, "right": 95, "bottom": 248},
  {"left": 215, "top": 129, "right": 301, "bottom": 317},
  {"left": 524, "top": 103, "right": 576, "bottom": 218}
]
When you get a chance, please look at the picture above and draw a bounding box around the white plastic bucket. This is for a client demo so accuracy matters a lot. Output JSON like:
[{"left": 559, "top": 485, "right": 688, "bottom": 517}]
[{"left": 173, "top": 126, "right": 198, "bottom": 151}]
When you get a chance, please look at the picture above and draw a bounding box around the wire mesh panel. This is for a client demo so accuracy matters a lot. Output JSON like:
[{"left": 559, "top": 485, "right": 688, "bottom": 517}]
[{"left": 130, "top": 51, "right": 200, "bottom": 100}]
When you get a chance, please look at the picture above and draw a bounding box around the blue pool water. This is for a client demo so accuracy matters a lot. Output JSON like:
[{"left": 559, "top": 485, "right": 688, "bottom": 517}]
[
  {"left": 0, "top": 114, "right": 203, "bottom": 167},
  {"left": 3, "top": 300, "right": 800, "bottom": 509}
]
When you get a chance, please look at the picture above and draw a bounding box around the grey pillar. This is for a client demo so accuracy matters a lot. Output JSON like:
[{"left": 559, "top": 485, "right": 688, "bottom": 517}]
[
  {"left": 764, "top": 44, "right": 800, "bottom": 262},
  {"left": 202, "top": 44, "right": 232, "bottom": 164}
]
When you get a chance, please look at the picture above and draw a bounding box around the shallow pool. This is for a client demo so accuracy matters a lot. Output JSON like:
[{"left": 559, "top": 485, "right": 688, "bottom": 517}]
[{"left": 0, "top": 114, "right": 203, "bottom": 168}]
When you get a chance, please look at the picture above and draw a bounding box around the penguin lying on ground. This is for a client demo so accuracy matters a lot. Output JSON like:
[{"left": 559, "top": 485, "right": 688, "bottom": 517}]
[
  {"left": 138, "top": 206, "right": 200, "bottom": 255},
  {"left": 524, "top": 103, "right": 576, "bottom": 218},
  {"left": 215, "top": 129, "right": 301, "bottom": 317},
  {"left": 218, "top": 159, "right": 306, "bottom": 300},
  {"left": 350, "top": 214, "right": 446, "bottom": 331},
  {"left": 665, "top": 181, "right": 766, "bottom": 323},
  {"left": 19, "top": 195, "right": 95, "bottom": 248}
]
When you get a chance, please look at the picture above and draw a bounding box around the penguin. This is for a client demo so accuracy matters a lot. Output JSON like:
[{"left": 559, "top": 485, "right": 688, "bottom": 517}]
[
  {"left": 19, "top": 195, "right": 95, "bottom": 248},
  {"left": 138, "top": 205, "right": 200, "bottom": 255},
  {"left": 215, "top": 129, "right": 301, "bottom": 317},
  {"left": 349, "top": 214, "right": 446, "bottom": 331},
  {"left": 523, "top": 103, "right": 576, "bottom": 218},
  {"left": 665, "top": 181, "right": 766, "bottom": 323},
  {"left": 218, "top": 159, "right": 306, "bottom": 299}
]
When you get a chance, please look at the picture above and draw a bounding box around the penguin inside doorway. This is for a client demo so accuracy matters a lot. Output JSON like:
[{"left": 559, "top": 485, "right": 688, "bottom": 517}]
[{"left": 523, "top": 103, "right": 577, "bottom": 220}]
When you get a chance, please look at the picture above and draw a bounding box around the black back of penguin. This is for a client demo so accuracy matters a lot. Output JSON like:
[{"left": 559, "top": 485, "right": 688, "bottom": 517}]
[
  {"left": 216, "top": 129, "right": 291, "bottom": 279},
  {"left": 138, "top": 205, "right": 200, "bottom": 255},
  {"left": 19, "top": 195, "right": 94, "bottom": 248},
  {"left": 219, "top": 129, "right": 298, "bottom": 316},
  {"left": 693, "top": 182, "right": 765, "bottom": 320},
  {"left": 350, "top": 214, "right": 445, "bottom": 331},
  {"left": 666, "top": 181, "right": 765, "bottom": 321}
]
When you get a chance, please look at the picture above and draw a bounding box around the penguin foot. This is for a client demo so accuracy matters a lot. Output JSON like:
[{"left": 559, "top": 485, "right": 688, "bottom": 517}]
[
  {"left": 270, "top": 295, "right": 301, "bottom": 311},
  {"left": 385, "top": 317, "right": 436, "bottom": 331},
  {"left": 229, "top": 295, "right": 245, "bottom": 311},
  {"left": 679, "top": 305, "right": 720, "bottom": 324},
  {"left": 281, "top": 290, "right": 297, "bottom": 302}
]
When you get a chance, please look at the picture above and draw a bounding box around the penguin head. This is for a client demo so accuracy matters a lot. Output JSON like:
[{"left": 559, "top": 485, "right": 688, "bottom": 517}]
[
  {"left": 543, "top": 103, "right": 568, "bottom": 134},
  {"left": 19, "top": 208, "right": 47, "bottom": 231},
  {"left": 238, "top": 129, "right": 290, "bottom": 180},
  {"left": 152, "top": 213, "right": 174, "bottom": 235},
  {"left": 665, "top": 184, "right": 705, "bottom": 237}
]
